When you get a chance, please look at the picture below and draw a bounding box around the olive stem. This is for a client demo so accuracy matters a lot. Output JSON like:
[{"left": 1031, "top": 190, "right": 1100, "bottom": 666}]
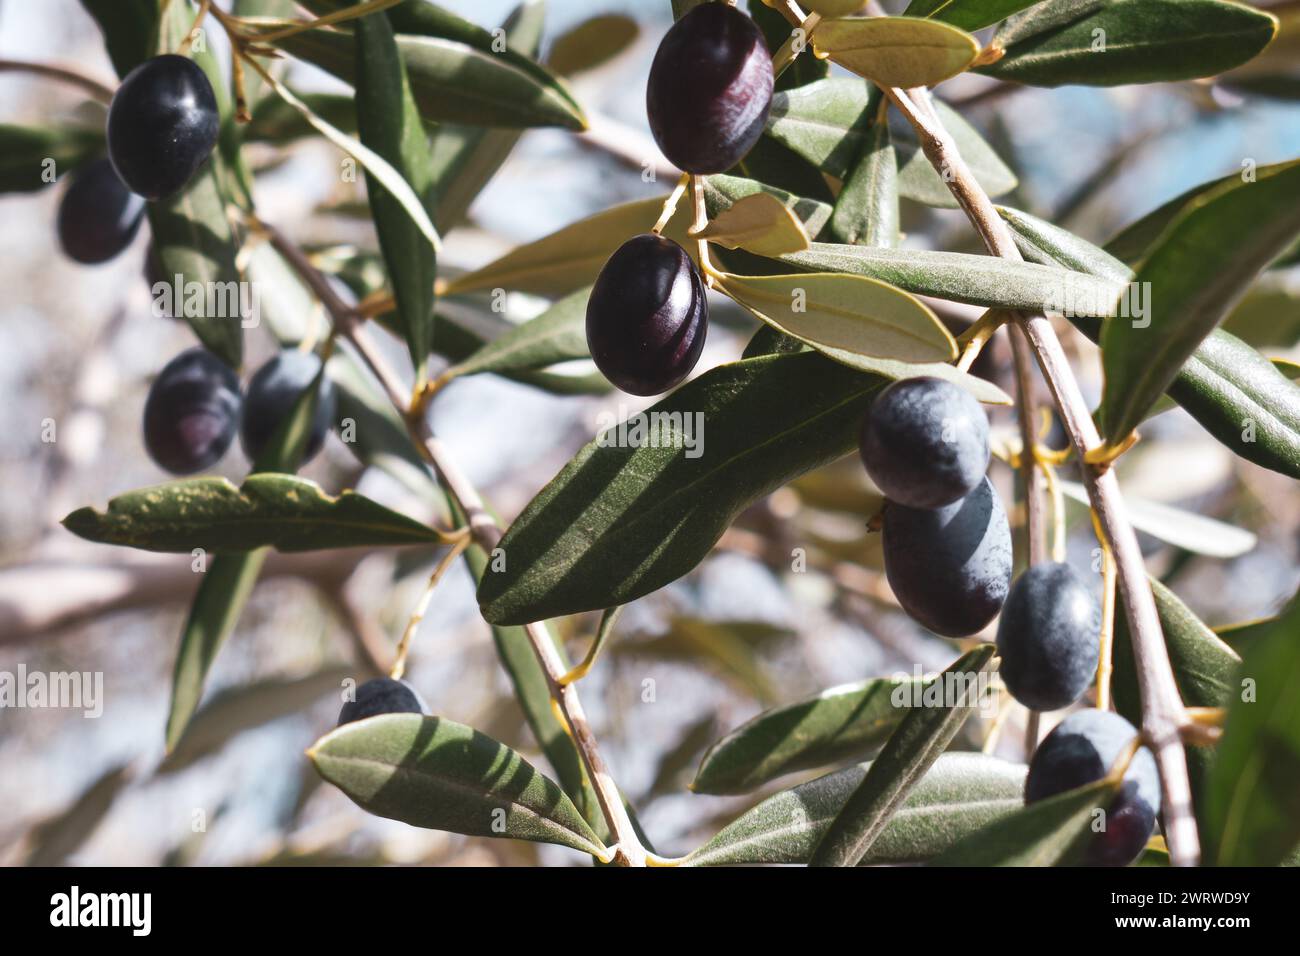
[
  {"left": 389, "top": 531, "right": 471, "bottom": 681},
  {"left": 690, "top": 174, "right": 713, "bottom": 286},
  {"left": 1096, "top": 535, "right": 1118, "bottom": 712},
  {"left": 256, "top": 218, "right": 647, "bottom": 867},
  {"left": 651, "top": 172, "right": 691, "bottom": 235},
  {"left": 0, "top": 59, "right": 115, "bottom": 103}
]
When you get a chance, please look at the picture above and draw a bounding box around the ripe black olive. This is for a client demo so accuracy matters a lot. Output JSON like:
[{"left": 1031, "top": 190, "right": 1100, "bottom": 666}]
[
  {"left": 56, "top": 158, "right": 146, "bottom": 264},
  {"left": 586, "top": 233, "right": 708, "bottom": 396},
  {"left": 646, "top": 3, "right": 774, "bottom": 174},
  {"left": 142, "top": 347, "right": 241, "bottom": 475},
  {"left": 107, "top": 54, "right": 219, "bottom": 201}
]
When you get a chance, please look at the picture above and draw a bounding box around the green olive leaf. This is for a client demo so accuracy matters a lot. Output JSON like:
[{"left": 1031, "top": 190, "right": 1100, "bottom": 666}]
[
  {"left": 931, "top": 777, "right": 1120, "bottom": 865},
  {"left": 274, "top": 22, "right": 585, "bottom": 130},
  {"left": 62, "top": 474, "right": 441, "bottom": 554},
  {"left": 903, "top": 0, "right": 1042, "bottom": 32},
  {"left": 547, "top": 13, "right": 638, "bottom": 75},
  {"left": 780, "top": 242, "right": 1125, "bottom": 316},
  {"left": 810, "top": 644, "right": 996, "bottom": 866},
  {"left": 692, "top": 676, "right": 926, "bottom": 795},
  {"left": 979, "top": 0, "right": 1279, "bottom": 87},
  {"left": 998, "top": 203, "right": 1300, "bottom": 478},
  {"left": 477, "top": 352, "right": 889, "bottom": 625},
  {"left": 309, "top": 714, "right": 606, "bottom": 856},
  {"left": 426, "top": 1, "right": 547, "bottom": 234},
  {"left": 1204, "top": 590, "right": 1300, "bottom": 866},
  {"left": 812, "top": 16, "right": 980, "bottom": 89},
  {"left": 686, "top": 752, "right": 1026, "bottom": 865},
  {"left": 1099, "top": 160, "right": 1300, "bottom": 444},
  {"left": 693, "top": 192, "right": 812, "bottom": 257},
  {"left": 354, "top": 11, "right": 438, "bottom": 378},
  {"left": 441, "top": 286, "right": 592, "bottom": 382},
  {"left": 765, "top": 78, "right": 1017, "bottom": 208},
  {"left": 0, "top": 124, "right": 103, "bottom": 194},
  {"left": 719, "top": 271, "right": 957, "bottom": 364},
  {"left": 827, "top": 114, "right": 899, "bottom": 247}
]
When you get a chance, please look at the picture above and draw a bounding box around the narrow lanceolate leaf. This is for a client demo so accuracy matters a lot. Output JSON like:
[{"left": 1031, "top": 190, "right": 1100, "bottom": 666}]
[
  {"left": 274, "top": 26, "right": 585, "bottom": 130},
  {"left": 62, "top": 474, "right": 440, "bottom": 553},
  {"left": 903, "top": 0, "right": 1041, "bottom": 32},
  {"left": 766, "top": 79, "right": 1017, "bottom": 207},
  {"left": 79, "top": 0, "right": 159, "bottom": 76},
  {"left": 693, "top": 676, "right": 925, "bottom": 795},
  {"left": 355, "top": 12, "right": 437, "bottom": 378},
  {"left": 1112, "top": 578, "right": 1240, "bottom": 727},
  {"left": 719, "top": 271, "right": 956, "bottom": 365},
  {"left": 442, "top": 287, "right": 591, "bottom": 382},
  {"left": 445, "top": 176, "right": 826, "bottom": 298},
  {"left": 999, "top": 203, "right": 1300, "bottom": 478},
  {"left": 809, "top": 645, "right": 996, "bottom": 866},
  {"left": 309, "top": 714, "right": 606, "bottom": 856},
  {"left": 931, "top": 778, "right": 1118, "bottom": 865},
  {"left": 547, "top": 13, "right": 639, "bottom": 74},
  {"left": 781, "top": 243, "right": 1124, "bottom": 317},
  {"left": 1058, "top": 481, "right": 1256, "bottom": 558},
  {"left": 1204, "top": 591, "right": 1300, "bottom": 866},
  {"left": 828, "top": 115, "right": 899, "bottom": 247},
  {"left": 261, "top": 71, "right": 441, "bottom": 254},
  {"left": 979, "top": 0, "right": 1279, "bottom": 88},
  {"left": 427, "top": 1, "right": 546, "bottom": 234},
  {"left": 166, "top": 552, "right": 267, "bottom": 751},
  {"left": 693, "top": 193, "right": 811, "bottom": 257},
  {"left": 1099, "top": 160, "right": 1300, "bottom": 444},
  {"left": 477, "top": 352, "right": 888, "bottom": 625},
  {"left": 812, "top": 16, "right": 979, "bottom": 89},
  {"left": 687, "top": 752, "right": 1025, "bottom": 866},
  {"left": 444, "top": 197, "right": 679, "bottom": 297},
  {"left": 147, "top": 161, "right": 244, "bottom": 368},
  {"left": 0, "top": 124, "right": 103, "bottom": 194}
]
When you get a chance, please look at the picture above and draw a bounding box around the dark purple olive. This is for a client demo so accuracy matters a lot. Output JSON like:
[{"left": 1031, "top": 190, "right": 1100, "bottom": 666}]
[
  {"left": 859, "top": 376, "right": 990, "bottom": 510},
  {"left": 997, "top": 562, "right": 1100, "bottom": 712},
  {"left": 646, "top": 3, "right": 774, "bottom": 174},
  {"left": 586, "top": 233, "right": 708, "bottom": 396},
  {"left": 241, "top": 350, "right": 336, "bottom": 466},
  {"left": 56, "top": 158, "right": 146, "bottom": 264},
  {"left": 143, "top": 347, "right": 241, "bottom": 475},
  {"left": 338, "top": 677, "right": 426, "bottom": 726},
  {"left": 1026, "top": 709, "right": 1159, "bottom": 866},
  {"left": 882, "top": 476, "right": 1012, "bottom": 637},
  {"left": 107, "top": 54, "right": 219, "bottom": 201}
]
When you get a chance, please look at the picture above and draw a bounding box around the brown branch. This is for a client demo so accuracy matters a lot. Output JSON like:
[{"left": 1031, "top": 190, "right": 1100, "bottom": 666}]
[
  {"left": 258, "top": 221, "right": 646, "bottom": 866},
  {"left": 0, "top": 58, "right": 115, "bottom": 102}
]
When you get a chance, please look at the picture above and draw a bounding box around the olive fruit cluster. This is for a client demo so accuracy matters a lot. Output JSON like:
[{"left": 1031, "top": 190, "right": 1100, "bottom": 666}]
[
  {"left": 861, "top": 377, "right": 1010, "bottom": 637},
  {"left": 1026, "top": 709, "right": 1159, "bottom": 865},
  {"left": 56, "top": 55, "right": 218, "bottom": 267},
  {"left": 142, "top": 348, "right": 336, "bottom": 475},
  {"left": 338, "top": 677, "right": 428, "bottom": 727}
]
